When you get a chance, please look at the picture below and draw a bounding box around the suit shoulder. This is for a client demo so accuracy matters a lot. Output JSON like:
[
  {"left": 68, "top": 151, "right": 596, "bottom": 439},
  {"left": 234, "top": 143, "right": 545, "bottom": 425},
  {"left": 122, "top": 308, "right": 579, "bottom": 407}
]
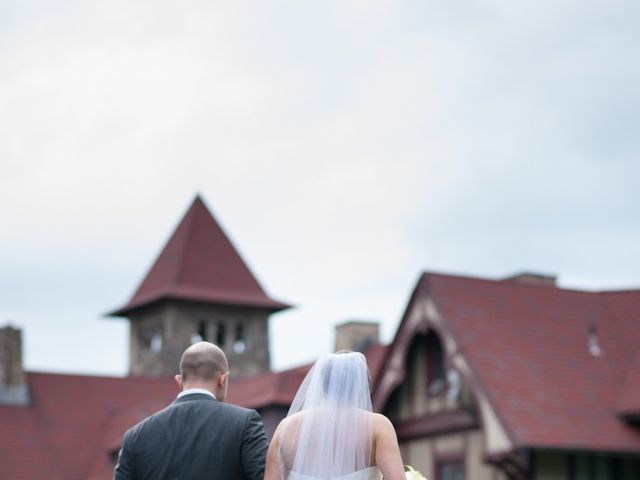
[
  {"left": 218, "top": 401, "right": 258, "bottom": 418},
  {"left": 123, "top": 403, "right": 175, "bottom": 436}
]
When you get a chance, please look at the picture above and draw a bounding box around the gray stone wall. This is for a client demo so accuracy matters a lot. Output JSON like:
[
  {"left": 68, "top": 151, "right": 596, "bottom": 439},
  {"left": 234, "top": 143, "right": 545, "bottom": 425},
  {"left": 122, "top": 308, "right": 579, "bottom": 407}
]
[
  {"left": 0, "top": 325, "right": 29, "bottom": 406},
  {"left": 129, "top": 300, "right": 271, "bottom": 379}
]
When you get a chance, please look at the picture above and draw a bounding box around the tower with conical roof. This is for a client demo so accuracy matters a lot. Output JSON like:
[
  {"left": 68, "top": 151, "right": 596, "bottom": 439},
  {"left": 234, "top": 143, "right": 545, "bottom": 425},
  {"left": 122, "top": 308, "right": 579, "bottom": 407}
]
[{"left": 108, "top": 195, "right": 290, "bottom": 378}]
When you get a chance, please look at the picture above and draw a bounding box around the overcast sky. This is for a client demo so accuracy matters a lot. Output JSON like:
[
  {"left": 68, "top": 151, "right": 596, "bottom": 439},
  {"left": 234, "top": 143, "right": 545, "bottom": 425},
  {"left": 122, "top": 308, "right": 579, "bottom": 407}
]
[{"left": 1, "top": 0, "right": 638, "bottom": 376}]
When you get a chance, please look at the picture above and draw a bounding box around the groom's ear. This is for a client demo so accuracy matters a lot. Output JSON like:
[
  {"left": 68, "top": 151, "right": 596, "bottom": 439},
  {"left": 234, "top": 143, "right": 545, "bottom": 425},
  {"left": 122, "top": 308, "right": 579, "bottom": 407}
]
[
  {"left": 218, "top": 371, "right": 229, "bottom": 387},
  {"left": 174, "top": 374, "right": 183, "bottom": 390}
]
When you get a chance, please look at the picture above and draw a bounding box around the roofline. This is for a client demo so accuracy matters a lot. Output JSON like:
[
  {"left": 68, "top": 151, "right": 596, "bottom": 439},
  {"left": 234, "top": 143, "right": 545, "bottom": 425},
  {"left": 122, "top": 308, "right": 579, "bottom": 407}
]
[
  {"left": 510, "top": 444, "right": 640, "bottom": 456},
  {"left": 419, "top": 269, "right": 640, "bottom": 294},
  {"left": 23, "top": 370, "right": 176, "bottom": 381},
  {"left": 105, "top": 293, "right": 293, "bottom": 317},
  {"left": 108, "top": 194, "right": 294, "bottom": 318},
  {"left": 371, "top": 272, "right": 427, "bottom": 405},
  {"left": 597, "top": 288, "right": 640, "bottom": 294}
]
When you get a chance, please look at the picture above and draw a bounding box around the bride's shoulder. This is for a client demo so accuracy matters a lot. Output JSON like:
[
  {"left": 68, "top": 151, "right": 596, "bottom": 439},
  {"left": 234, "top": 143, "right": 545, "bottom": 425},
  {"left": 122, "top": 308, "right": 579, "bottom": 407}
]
[
  {"left": 371, "top": 413, "right": 397, "bottom": 436},
  {"left": 280, "top": 410, "right": 305, "bottom": 426},
  {"left": 274, "top": 410, "right": 305, "bottom": 435},
  {"left": 371, "top": 412, "right": 392, "bottom": 424}
]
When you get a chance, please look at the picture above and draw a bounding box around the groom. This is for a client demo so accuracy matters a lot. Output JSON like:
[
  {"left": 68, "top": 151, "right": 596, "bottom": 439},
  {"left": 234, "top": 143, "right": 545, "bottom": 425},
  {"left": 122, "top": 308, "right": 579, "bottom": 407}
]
[{"left": 114, "top": 342, "right": 268, "bottom": 480}]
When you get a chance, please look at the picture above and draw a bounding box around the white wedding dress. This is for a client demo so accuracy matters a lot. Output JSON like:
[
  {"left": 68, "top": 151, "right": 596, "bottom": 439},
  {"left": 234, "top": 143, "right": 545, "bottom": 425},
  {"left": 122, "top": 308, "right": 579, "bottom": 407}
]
[
  {"left": 278, "top": 353, "right": 382, "bottom": 480},
  {"left": 288, "top": 466, "right": 383, "bottom": 480}
]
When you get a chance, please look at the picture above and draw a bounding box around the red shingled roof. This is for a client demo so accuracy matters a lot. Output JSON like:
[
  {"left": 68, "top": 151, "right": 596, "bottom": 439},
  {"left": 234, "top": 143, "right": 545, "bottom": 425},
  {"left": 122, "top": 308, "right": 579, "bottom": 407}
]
[
  {"left": 0, "top": 372, "right": 178, "bottom": 480},
  {"left": 226, "top": 343, "right": 388, "bottom": 409},
  {"left": 0, "top": 345, "right": 387, "bottom": 479},
  {"left": 601, "top": 290, "right": 640, "bottom": 419},
  {"left": 617, "top": 351, "right": 640, "bottom": 419},
  {"left": 109, "top": 195, "right": 290, "bottom": 316},
  {"left": 391, "top": 272, "right": 640, "bottom": 453}
]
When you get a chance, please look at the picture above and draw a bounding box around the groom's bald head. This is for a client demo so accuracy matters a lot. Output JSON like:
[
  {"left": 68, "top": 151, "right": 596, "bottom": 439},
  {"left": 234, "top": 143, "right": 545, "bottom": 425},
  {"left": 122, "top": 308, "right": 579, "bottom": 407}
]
[{"left": 179, "top": 342, "right": 229, "bottom": 383}]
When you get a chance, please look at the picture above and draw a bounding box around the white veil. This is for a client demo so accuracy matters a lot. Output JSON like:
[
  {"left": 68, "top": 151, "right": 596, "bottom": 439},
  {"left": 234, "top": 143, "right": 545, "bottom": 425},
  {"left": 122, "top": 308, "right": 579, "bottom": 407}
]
[{"left": 278, "top": 351, "right": 374, "bottom": 479}]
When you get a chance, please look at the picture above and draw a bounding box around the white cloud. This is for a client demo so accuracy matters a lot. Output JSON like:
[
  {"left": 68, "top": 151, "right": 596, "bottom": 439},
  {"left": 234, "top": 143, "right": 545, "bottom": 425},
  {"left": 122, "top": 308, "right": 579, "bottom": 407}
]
[{"left": 0, "top": 0, "right": 638, "bottom": 374}]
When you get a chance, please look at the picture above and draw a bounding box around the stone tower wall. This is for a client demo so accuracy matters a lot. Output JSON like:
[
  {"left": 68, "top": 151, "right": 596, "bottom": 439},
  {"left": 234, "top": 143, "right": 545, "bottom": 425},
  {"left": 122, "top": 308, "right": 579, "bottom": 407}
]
[{"left": 129, "top": 301, "right": 271, "bottom": 379}]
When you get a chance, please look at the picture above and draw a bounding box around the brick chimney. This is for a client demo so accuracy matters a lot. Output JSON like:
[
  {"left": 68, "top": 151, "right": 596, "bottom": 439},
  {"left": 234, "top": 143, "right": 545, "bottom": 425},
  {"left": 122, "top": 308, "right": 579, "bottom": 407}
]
[
  {"left": 0, "top": 325, "right": 29, "bottom": 406},
  {"left": 334, "top": 320, "right": 380, "bottom": 353}
]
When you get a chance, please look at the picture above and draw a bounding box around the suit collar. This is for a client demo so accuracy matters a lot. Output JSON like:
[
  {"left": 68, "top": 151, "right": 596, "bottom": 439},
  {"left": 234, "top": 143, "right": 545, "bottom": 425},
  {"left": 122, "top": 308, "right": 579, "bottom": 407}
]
[
  {"left": 178, "top": 388, "right": 216, "bottom": 400},
  {"left": 173, "top": 393, "right": 218, "bottom": 405}
]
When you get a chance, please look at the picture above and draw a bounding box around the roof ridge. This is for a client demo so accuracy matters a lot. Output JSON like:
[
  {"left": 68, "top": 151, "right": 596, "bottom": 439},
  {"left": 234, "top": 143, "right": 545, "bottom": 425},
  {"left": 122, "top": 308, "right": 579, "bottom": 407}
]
[
  {"left": 423, "top": 270, "right": 639, "bottom": 294},
  {"left": 174, "top": 195, "right": 200, "bottom": 288},
  {"left": 25, "top": 370, "right": 176, "bottom": 381},
  {"left": 597, "top": 288, "right": 640, "bottom": 294}
]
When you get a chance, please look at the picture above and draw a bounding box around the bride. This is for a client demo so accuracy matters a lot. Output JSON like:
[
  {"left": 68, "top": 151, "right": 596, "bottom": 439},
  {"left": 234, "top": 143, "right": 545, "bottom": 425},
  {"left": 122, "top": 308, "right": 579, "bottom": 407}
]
[{"left": 264, "top": 351, "right": 407, "bottom": 480}]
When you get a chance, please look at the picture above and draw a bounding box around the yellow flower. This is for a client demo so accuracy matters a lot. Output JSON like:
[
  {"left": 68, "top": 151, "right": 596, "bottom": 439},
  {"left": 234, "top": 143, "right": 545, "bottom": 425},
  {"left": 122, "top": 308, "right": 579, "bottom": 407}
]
[{"left": 404, "top": 465, "right": 428, "bottom": 480}]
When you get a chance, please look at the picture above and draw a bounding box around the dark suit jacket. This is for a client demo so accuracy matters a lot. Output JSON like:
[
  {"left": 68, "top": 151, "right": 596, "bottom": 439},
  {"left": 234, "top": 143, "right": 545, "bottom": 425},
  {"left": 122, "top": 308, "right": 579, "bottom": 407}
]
[{"left": 114, "top": 393, "right": 268, "bottom": 480}]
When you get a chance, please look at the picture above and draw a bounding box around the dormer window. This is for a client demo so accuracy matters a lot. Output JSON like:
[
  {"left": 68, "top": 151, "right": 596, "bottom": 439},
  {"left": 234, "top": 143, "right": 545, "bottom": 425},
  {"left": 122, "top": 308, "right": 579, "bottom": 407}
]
[{"left": 588, "top": 324, "right": 602, "bottom": 357}]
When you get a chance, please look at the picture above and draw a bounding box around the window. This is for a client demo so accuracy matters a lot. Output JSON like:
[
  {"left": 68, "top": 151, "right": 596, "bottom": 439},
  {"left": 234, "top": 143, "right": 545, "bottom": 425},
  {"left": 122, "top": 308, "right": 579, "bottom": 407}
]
[
  {"left": 427, "top": 331, "right": 446, "bottom": 395},
  {"left": 216, "top": 322, "right": 226, "bottom": 347},
  {"left": 233, "top": 323, "right": 246, "bottom": 354},
  {"left": 437, "top": 460, "right": 464, "bottom": 480},
  {"left": 191, "top": 320, "right": 208, "bottom": 344},
  {"left": 573, "top": 454, "right": 638, "bottom": 480},
  {"left": 139, "top": 326, "right": 163, "bottom": 353},
  {"left": 150, "top": 332, "right": 162, "bottom": 353}
]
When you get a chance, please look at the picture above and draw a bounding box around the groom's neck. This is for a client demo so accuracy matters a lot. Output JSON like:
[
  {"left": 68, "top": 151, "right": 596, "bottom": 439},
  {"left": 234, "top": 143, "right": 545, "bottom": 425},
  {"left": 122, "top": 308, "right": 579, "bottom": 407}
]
[{"left": 183, "top": 381, "right": 218, "bottom": 397}]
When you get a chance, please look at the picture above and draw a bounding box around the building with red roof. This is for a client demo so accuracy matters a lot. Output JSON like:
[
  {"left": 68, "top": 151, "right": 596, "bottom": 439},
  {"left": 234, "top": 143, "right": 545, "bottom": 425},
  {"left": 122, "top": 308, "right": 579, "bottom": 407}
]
[
  {"left": 107, "top": 195, "right": 290, "bottom": 379},
  {"left": 1, "top": 197, "right": 639, "bottom": 480},
  {"left": 0, "top": 330, "right": 385, "bottom": 480},
  {"left": 373, "top": 271, "right": 640, "bottom": 479}
]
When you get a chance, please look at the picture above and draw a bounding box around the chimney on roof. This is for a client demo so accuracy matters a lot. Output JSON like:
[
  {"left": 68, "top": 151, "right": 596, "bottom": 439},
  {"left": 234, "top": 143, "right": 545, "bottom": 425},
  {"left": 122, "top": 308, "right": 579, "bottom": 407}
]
[
  {"left": 503, "top": 272, "right": 557, "bottom": 287},
  {"left": 334, "top": 321, "right": 380, "bottom": 353},
  {"left": 0, "top": 325, "right": 29, "bottom": 406}
]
